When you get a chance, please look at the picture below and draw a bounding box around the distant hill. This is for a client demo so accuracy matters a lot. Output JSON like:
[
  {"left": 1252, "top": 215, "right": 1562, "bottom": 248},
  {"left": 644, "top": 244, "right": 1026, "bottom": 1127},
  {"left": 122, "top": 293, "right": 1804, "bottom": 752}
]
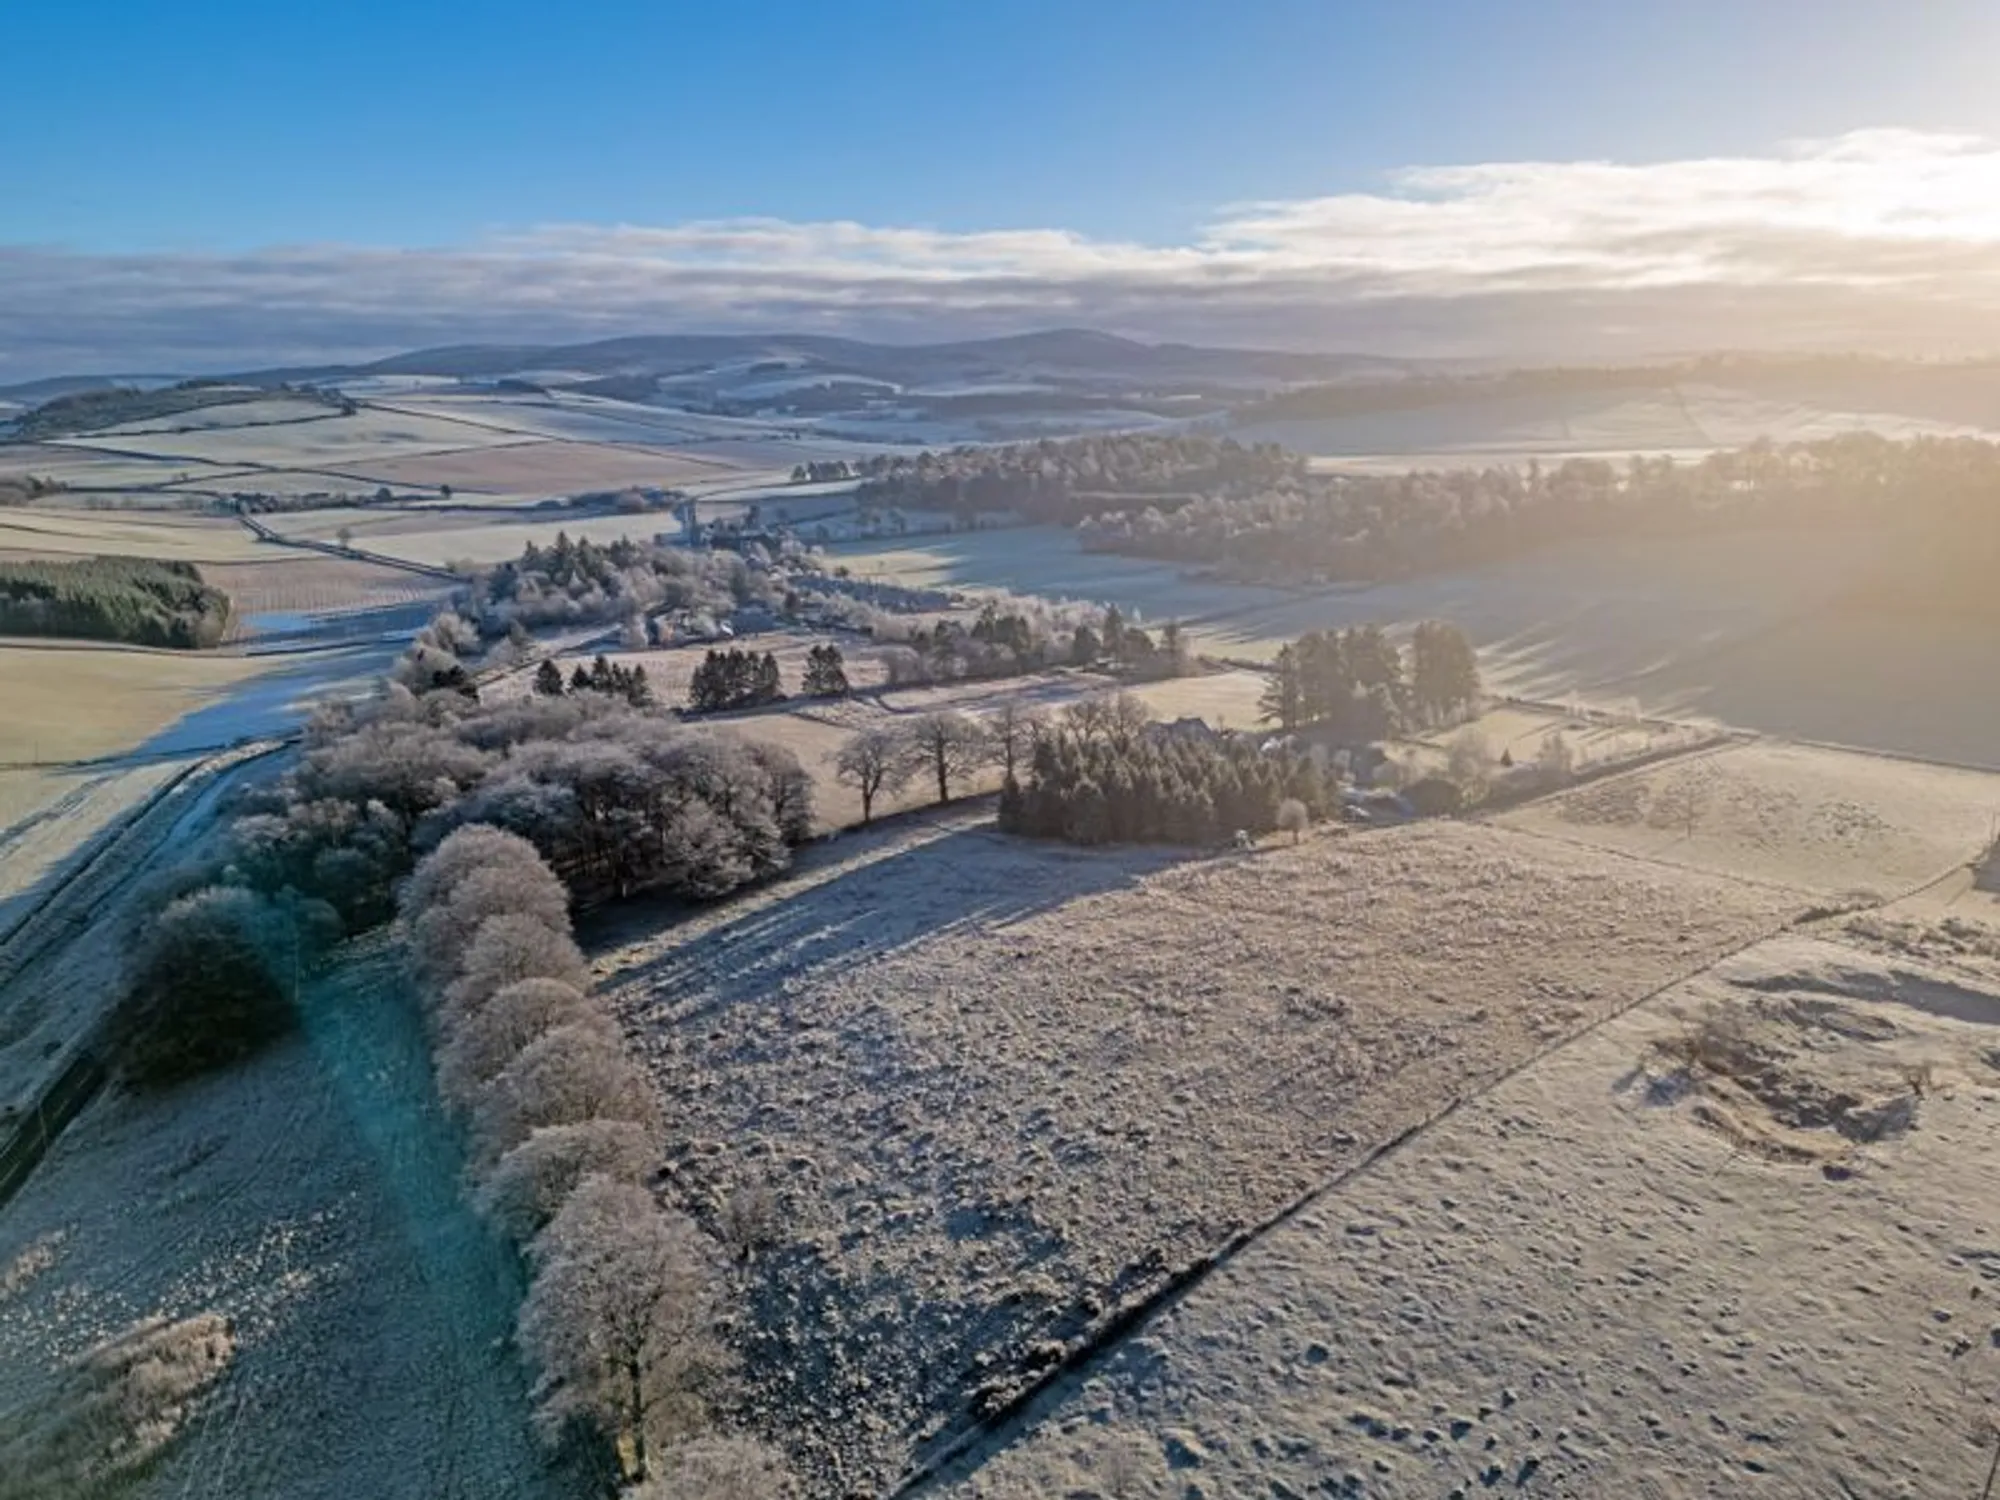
[{"left": 227, "top": 328, "right": 1423, "bottom": 393}]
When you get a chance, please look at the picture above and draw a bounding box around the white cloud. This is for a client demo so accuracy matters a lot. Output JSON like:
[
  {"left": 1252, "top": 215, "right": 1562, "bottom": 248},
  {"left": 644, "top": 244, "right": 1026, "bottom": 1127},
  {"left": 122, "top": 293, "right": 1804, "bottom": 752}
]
[{"left": 5, "top": 129, "right": 2000, "bottom": 377}]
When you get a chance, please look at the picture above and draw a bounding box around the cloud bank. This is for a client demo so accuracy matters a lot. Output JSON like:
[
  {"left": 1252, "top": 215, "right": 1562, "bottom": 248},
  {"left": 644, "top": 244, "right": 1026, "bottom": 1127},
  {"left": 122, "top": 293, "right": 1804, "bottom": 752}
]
[{"left": 6, "top": 129, "right": 2000, "bottom": 378}]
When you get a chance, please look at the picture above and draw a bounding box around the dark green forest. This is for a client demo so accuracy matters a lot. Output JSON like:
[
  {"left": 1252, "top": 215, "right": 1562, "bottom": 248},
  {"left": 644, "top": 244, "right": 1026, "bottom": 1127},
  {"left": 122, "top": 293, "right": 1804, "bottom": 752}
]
[{"left": 0, "top": 555, "right": 233, "bottom": 648}]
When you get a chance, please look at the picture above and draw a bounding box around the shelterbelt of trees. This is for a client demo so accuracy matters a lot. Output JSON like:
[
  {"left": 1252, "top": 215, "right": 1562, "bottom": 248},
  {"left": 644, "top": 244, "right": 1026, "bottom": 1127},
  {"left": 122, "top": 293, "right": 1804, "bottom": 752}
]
[
  {"left": 0, "top": 555, "right": 232, "bottom": 648},
  {"left": 1079, "top": 433, "right": 2000, "bottom": 589},
  {"left": 849, "top": 429, "right": 2000, "bottom": 601}
]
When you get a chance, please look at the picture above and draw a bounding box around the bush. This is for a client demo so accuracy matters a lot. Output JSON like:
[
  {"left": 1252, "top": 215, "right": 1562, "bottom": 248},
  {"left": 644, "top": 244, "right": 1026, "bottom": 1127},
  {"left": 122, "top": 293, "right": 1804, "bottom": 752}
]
[
  {"left": 1276, "top": 797, "right": 1310, "bottom": 842},
  {"left": 1403, "top": 775, "right": 1467, "bottom": 818},
  {"left": 0, "top": 1313, "right": 235, "bottom": 1500},
  {"left": 120, "top": 887, "right": 295, "bottom": 1085}
]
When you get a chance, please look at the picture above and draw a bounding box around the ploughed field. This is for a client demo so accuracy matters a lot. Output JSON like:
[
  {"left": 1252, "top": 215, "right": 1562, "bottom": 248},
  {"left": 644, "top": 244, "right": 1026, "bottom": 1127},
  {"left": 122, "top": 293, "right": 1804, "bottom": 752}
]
[{"left": 597, "top": 810, "right": 1803, "bottom": 1491}]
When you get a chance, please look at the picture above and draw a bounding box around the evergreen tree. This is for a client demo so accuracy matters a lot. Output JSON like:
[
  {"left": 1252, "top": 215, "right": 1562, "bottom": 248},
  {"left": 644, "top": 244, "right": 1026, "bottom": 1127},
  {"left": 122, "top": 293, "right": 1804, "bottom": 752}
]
[
  {"left": 533, "top": 659, "right": 566, "bottom": 697},
  {"left": 1410, "top": 619, "right": 1481, "bottom": 725},
  {"left": 801, "top": 643, "right": 850, "bottom": 697},
  {"left": 1259, "top": 644, "right": 1305, "bottom": 733}
]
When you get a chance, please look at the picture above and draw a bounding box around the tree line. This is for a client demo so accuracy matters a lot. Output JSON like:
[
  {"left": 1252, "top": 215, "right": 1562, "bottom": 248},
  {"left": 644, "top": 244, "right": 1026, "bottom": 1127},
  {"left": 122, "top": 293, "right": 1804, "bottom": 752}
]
[
  {"left": 1077, "top": 432, "right": 2000, "bottom": 588},
  {"left": 850, "top": 433, "right": 1300, "bottom": 525},
  {"left": 465, "top": 531, "right": 784, "bottom": 638},
  {"left": 399, "top": 828, "right": 794, "bottom": 1492},
  {"left": 0, "top": 555, "right": 232, "bottom": 649}
]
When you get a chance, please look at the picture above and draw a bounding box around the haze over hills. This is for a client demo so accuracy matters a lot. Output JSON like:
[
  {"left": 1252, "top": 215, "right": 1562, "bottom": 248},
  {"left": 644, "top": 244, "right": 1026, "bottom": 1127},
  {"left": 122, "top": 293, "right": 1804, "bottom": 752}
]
[{"left": 0, "top": 328, "right": 1427, "bottom": 404}]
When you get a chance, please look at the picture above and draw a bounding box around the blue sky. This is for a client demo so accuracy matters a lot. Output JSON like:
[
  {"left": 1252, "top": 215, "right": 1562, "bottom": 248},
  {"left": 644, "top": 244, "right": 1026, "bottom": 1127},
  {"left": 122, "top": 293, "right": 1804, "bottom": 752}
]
[{"left": 5, "top": 1, "right": 2000, "bottom": 372}]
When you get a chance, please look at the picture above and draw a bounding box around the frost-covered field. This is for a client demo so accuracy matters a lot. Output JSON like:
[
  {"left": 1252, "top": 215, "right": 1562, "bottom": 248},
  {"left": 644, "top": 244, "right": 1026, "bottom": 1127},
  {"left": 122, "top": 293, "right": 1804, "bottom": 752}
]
[
  {"left": 831, "top": 523, "right": 2000, "bottom": 768},
  {"left": 599, "top": 814, "right": 1797, "bottom": 1492},
  {"left": 1499, "top": 740, "right": 2000, "bottom": 896},
  {"left": 0, "top": 760, "right": 195, "bottom": 927},
  {"left": 0, "top": 945, "right": 578, "bottom": 1500},
  {"left": 944, "top": 929, "right": 2000, "bottom": 1500},
  {"left": 0, "top": 508, "right": 268, "bottom": 562},
  {"left": 58, "top": 406, "right": 539, "bottom": 468}
]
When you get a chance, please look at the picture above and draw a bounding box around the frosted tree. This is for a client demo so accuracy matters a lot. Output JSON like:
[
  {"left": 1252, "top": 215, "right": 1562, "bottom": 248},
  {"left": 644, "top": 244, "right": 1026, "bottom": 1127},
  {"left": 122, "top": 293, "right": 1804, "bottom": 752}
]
[
  {"left": 476, "top": 1119, "right": 656, "bottom": 1242},
  {"left": 901, "top": 711, "right": 995, "bottom": 804},
  {"left": 517, "top": 1178, "right": 726, "bottom": 1480},
  {"left": 476, "top": 1024, "right": 660, "bottom": 1161},
  {"left": 834, "top": 726, "right": 913, "bottom": 823}
]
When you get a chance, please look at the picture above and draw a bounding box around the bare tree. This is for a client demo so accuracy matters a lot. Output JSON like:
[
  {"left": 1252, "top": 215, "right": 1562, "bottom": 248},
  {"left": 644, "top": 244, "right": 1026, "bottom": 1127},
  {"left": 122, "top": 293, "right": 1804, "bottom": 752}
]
[
  {"left": 833, "top": 727, "right": 912, "bottom": 824},
  {"left": 1534, "top": 729, "right": 1576, "bottom": 785},
  {"left": 1445, "top": 728, "right": 1492, "bottom": 793},
  {"left": 476, "top": 1024, "right": 660, "bottom": 1161},
  {"left": 517, "top": 1177, "right": 726, "bottom": 1480},
  {"left": 476, "top": 1119, "right": 656, "bottom": 1242},
  {"left": 901, "top": 711, "right": 993, "bottom": 805},
  {"left": 628, "top": 1435, "right": 797, "bottom": 1500},
  {"left": 989, "top": 700, "right": 1047, "bottom": 780},
  {"left": 1066, "top": 691, "right": 1152, "bottom": 750}
]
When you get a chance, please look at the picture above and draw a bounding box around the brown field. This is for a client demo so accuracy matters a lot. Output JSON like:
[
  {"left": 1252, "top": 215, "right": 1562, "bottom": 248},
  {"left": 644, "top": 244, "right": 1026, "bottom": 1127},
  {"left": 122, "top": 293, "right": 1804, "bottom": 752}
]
[
  {"left": 200, "top": 557, "right": 455, "bottom": 624},
  {"left": 335, "top": 439, "right": 749, "bottom": 496},
  {"left": 0, "top": 643, "right": 274, "bottom": 765},
  {"left": 597, "top": 814, "right": 1800, "bottom": 1492}
]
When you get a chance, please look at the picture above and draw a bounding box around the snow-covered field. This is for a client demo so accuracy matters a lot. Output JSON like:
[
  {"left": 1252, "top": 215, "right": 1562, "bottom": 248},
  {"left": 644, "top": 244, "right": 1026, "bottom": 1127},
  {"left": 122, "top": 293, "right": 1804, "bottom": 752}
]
[
  {"left": 941, "top": 929, "right": 2000, "bottom": 1500},
  {"left": 57, "top": 407, "right": 539, "bottom": 469},
  {"left": 598, "top": 813, "right": 1800, "bottom": 1492},
  {"left": 0, "top": 760, "right": 195, "bottom": 930}
]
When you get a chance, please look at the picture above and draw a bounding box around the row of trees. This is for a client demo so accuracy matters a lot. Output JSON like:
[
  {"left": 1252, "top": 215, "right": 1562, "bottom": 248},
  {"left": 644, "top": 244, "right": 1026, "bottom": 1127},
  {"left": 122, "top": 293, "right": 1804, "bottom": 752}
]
[
  {"left": 1077, "top": 433, "right": 2000, "bottom": 588},
  {"left": 0, "top": 555, "right": 232, "bottom": 649},
  {"left": 535, "top": 653, "right": 656, "bottom": 706},
  {"left": 1258, "top": 620, "right": 1480, "bottom": 738},
  {"left": 852, "top": 434, "right": 1304, "bottom": 528},
  {"left": 833, "top": 701, "right": 1053, "bottom": 821},
  {"left": 399, "top": 828, "right": 792, "bottom": 1493},
  {"left": 851, "top": 433, "right": 1300, "bottom": 525},
  {"left": 999, "top": 711, "right": 1332, "bottom": 847}
]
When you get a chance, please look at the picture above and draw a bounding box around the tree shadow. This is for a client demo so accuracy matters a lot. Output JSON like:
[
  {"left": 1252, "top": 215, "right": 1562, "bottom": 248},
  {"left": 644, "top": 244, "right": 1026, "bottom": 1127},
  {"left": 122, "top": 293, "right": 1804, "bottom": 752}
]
[{"left": 589, "top": 817, "right": 1202, "bottom": 1033}]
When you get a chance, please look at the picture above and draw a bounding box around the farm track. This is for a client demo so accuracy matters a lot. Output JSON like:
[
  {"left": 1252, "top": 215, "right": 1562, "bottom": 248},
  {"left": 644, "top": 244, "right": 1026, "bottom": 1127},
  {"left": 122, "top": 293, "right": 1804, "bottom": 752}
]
[
  {"left": 895, "top": 822, "right": 1979, "bottom": 1499},
  {"left": 235, "top": 512, "right": 464, "bottom": 580}
]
